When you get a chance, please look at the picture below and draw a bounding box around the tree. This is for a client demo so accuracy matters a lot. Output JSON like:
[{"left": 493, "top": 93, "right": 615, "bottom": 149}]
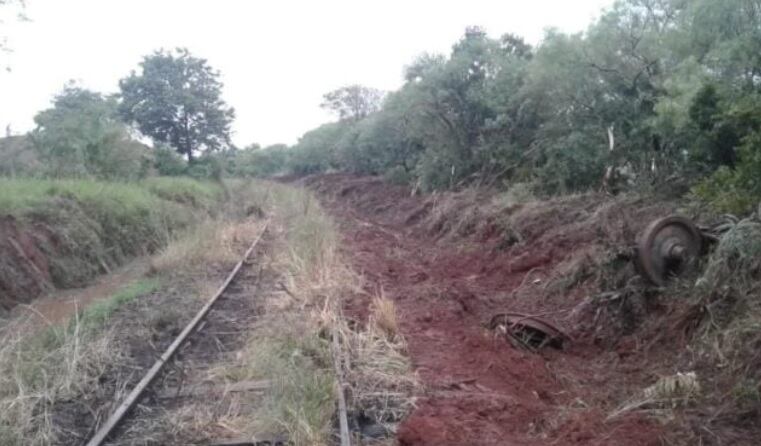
[
  {"left": 32, "top": 83, "right": 150, "bottom": 179},
  {"left": 320, "top": 85, "right": 384, "bottom": 122},
  {"left": 289, "top": 122, "right": 350, "bottom": 174},
  {"left": 118, "top": 48, "right": 235, "bottom": 162}
]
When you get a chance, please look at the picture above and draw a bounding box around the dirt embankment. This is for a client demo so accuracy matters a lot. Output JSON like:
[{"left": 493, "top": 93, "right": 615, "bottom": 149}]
[
  {"left": 304, "top": 173, "right": 724, "bottom": 446},
  {"left": 0, "top": 179, "right": 219, "bottom": 312},
  {"left": 0, "top": 215, "right": 54, "bottom": 309}
]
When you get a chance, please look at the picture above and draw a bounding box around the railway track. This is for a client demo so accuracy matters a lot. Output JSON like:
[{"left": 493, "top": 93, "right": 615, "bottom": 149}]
[{"left": 86, "top": 222, "right": 272, "bottom": 446}]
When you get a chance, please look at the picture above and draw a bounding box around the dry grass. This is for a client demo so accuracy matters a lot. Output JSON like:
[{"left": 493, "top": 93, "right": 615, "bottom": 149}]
[
  {"left": 0, "top": 311, "right": 118, "bottom": 445},
  {"left": 369, "top": 292, "right": 399, "bottom": 341},
  {"left": 0, "top": 179, "right": 415, "bottom": 445},
  {"left": 150, "top": 217, "right": 264, "bottom": 274},
  {"left": 0, "top": 180, "right": 271, "bottom": 445},
  {"left": 608, "top": 372, "right": 701, "bottom": 421},
  {"left": 212, "top": 182, "right": 416, "bottom": 445},
  {"left": 336, "top": 303, "right": 418, "bottom": 432}
]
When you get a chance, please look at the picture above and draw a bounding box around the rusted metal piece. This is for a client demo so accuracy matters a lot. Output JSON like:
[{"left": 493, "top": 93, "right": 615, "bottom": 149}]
[
  {"left": 636, "top": 215, "right": 702, "bottom": 286},
  {"left": 488, "top": 312, "right": 570, "bottom": 350}
]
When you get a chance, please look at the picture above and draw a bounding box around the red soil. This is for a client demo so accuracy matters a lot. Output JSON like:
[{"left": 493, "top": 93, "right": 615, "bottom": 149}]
[
  {"left": 307, "top": 174, "right": 668, "bottom": 446},
  {"left": 0, "top": 215, "right": 53, "bottom": 309}
]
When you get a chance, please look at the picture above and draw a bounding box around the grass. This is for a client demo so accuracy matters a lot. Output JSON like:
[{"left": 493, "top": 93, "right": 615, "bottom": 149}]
[
  {"left": 369, "top": 293, "right": 399, "bottom": 341},
  {"left": 0, "top": 176, "right": 252, "bottom": 445},
  {"left": 0, "top": 277, "right": 162, "bottom": 445},
  {"left": 0, "top": 178, "right": 154, "bottom": 213},
  {"left": 0, "top": 176, "right": 224, "bottom": 290},
  {"left": 0, "top": 178, "right": 415, "bottom": 445},
  {"left": 232, "top": 323, "right": 336, "bottom": 444},
  {"left": 142, "top": 176, "right": 223, "bottom": 209},
  {"left": 78, "top": 278, "right": 160, "bottom": 329},
  {"left": 213, "top": 182, "right": 415, "bottom": 445}
]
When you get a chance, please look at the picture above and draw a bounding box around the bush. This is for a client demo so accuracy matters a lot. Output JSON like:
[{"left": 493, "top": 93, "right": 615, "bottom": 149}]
[
  {"left": 31, "top": 85, "right": 151, "bottom": 180},
  {"left": 232, "top": 144, "right": 290, "bottom": 178},
  {"left": 383, "top": 166, "right": 412, "bottom": 185},
  {"left": 692, "top": 132, "right": 761, "bottom": 215},
  {"left": 153, "top": 145, "right": 187, "bottom": 176}
]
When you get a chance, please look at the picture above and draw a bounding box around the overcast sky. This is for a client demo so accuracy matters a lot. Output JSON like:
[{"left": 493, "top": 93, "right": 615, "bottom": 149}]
[{"left": 0, "top": 0, "right": 613, "bottom": 147}]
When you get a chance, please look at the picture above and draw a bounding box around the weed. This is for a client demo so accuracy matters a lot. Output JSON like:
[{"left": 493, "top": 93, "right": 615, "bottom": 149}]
[{"left": 369, "top": 293, "right": 399, "bottom": 341}]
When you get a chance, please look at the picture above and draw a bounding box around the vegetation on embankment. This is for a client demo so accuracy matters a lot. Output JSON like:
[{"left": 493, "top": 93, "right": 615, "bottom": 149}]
[
  {"left": 0, "top": 177, "right": 224, "bottom": 309},
  {"left": 0, "top": 180, "right": 263, "bottom": 446}
]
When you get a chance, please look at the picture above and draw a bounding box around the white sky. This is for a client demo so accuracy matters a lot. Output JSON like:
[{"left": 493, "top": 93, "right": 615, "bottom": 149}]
[{"left": 0, "top": 0, "right": 613, "bottom": 147}]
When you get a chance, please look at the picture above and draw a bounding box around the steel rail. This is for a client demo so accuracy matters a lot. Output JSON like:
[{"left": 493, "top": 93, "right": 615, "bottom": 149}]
[{"left": 86, "top": 220, "right": 270, "bottom": 446}]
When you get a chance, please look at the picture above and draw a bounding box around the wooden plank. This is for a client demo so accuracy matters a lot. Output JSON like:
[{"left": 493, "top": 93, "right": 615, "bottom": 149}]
[
  {"left": 85, "top": 221, "right": 269, "bottom": 446},
  {"left": 157, "top": 379, "right": 271, "bottom": 400}
]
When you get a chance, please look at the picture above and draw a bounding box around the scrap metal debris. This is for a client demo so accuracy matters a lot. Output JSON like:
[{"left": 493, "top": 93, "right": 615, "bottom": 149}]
[
  {"left": 488, "top": 312, "right": 571, "bottom": 351},
  {"left": 636, "top": 215, "right": 702, "bottom": 286}
]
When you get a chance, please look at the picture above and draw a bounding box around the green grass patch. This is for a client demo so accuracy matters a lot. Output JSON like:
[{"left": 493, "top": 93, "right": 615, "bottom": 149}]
[
  {"left": 142, "top": 176, "right": 223, "bottom": 209},
  {"left": 78, "top": 278, "right": 161, "bottom": 329},
  {"left": 0, "top": 177, "right": 223, "bottom": 215},
  {"left": 0, "top": 178, "right": 156, "bottom": 214},
  {"left": 232, "top": 321, "right": 335, "bottom": 444}
]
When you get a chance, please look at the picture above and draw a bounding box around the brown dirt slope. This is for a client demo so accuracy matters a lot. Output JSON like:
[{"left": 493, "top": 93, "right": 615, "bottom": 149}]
[
  {"left": 305, "top": 173, "right": 705, "bottom": 446},
  {"left": 0, "top": 215, "right": 53, "bottom": 309}
]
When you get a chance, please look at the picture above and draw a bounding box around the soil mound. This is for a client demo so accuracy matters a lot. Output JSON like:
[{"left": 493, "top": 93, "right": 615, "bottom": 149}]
[{"left": 305, "top": 173, "right": 706, "bottom": 445}]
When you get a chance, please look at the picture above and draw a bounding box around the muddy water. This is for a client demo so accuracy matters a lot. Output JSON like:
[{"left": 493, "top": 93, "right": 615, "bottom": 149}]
[{"left": 10, "top": 259, "right": 149, "bottom": 328}]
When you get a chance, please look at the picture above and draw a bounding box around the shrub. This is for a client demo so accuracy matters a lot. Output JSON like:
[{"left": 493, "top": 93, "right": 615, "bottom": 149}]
[
  {"left": 692, "top": 132, "right": 761, "bottom": 215},
  {"left": 154, "top": 144, "right": 187, "bottom": 176},
  {"left": 384, "top": 166, "right": 412, "bottom": 185}
]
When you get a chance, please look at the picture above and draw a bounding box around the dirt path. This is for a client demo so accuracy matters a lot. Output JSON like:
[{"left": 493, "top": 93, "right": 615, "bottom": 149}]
[{"left": 313, "top": 176, "right": 664, "bottom": 446}]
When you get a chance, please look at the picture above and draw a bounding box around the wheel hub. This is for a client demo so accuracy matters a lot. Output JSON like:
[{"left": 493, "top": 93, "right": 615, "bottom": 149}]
[{"left": 636, "top": 215, "right": 702, "bottom": 286}]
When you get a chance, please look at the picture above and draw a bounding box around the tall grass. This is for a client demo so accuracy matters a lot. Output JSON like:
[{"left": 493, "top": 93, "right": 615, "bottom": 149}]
[
  {"left": 142, "top": 177, "right": 223, "bottom": 209},
  {"left": 221, "top": 182, "right": 415, "bottom": 445}
]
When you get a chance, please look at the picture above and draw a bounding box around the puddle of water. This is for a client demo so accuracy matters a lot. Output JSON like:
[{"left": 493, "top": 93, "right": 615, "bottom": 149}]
[{"left": 11, "top": 258, "right": 149, "bottom": 328}]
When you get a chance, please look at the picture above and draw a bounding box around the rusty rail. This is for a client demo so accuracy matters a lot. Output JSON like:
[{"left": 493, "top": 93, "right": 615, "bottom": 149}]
[{"left": 85, "top": 221, "right": 269, "bottom": 446}]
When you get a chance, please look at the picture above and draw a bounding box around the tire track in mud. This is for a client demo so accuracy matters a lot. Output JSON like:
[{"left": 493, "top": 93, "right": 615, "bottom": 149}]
[{"left": 313, "top": 178, "right": 664, "bottom": 446}]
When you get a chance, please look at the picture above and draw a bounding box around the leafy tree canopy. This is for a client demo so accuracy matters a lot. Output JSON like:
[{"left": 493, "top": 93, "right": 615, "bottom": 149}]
[
  {"left": 32, "top": 83, "right": 150, "bottom": 179},
  {"left": 118, "top": 48, "right": 235, "bottom": 162},
  {"left": 320, "top": 85, "right": 384, "bottom": 122}
]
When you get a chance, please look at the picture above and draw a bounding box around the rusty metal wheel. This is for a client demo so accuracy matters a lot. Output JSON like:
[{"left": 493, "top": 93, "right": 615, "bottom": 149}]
[
  {"left": 636, "top": 215, "right": 702, "bottom": 286},
  {"left": 488, "top": 312, "right": 569, "bottom": 350}
]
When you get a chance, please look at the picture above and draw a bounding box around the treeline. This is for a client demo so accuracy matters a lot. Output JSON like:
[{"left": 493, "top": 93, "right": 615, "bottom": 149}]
[
  {"left": 0, "top": 48, "right": 238, "bottom": 181},
  {"left": 4, "top": 0, "right": 761, "bottom": 214},
  {"left": 253, "top": 0, "right": 761, "bottom": 214}
]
